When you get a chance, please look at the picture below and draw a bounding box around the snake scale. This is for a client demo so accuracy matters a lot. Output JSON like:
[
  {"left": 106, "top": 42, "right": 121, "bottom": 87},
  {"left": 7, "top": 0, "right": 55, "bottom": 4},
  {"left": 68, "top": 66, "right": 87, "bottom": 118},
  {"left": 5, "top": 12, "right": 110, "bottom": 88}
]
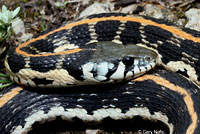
[{"left": 1, "top": 13, "right": 200, "bottom": 134}]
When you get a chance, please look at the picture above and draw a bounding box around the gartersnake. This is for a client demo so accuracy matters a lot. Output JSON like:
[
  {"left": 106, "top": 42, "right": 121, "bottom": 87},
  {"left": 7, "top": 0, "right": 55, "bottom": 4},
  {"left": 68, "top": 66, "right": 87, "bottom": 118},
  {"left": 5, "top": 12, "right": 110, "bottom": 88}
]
[{"left": 0, "top": 13, "right": 200, "bottom": 134}]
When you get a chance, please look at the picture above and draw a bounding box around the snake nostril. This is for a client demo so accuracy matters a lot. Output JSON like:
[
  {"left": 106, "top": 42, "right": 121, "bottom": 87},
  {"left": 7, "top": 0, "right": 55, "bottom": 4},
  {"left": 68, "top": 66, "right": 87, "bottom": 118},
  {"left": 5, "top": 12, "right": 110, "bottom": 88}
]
[{"left": 122, "top": 56, "right": 134, "bottom": 66}]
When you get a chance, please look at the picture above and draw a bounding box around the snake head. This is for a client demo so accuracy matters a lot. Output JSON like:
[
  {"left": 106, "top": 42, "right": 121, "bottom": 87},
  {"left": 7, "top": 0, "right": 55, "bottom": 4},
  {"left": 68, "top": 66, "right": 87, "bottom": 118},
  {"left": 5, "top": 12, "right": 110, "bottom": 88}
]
[{"left": 81, "top": 41, "right": 158, "bottom": 84}]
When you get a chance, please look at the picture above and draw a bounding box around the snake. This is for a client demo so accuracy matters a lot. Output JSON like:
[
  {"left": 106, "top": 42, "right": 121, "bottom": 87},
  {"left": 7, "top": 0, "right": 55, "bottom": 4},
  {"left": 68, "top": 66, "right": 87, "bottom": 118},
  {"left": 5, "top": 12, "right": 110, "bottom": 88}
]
[{"left": 1, "top": 13, "right": 200, "bottom": 134}]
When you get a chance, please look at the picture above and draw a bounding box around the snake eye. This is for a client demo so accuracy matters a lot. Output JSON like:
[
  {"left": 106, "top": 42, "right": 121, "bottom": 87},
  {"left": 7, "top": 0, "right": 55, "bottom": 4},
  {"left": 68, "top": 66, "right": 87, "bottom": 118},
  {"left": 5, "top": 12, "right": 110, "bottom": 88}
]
[
  {"left": 122, "top": 56, "right": 134, "bottom": 66},
  {"left": 144, "top": 56, "right": 152, "bottom": 62}
]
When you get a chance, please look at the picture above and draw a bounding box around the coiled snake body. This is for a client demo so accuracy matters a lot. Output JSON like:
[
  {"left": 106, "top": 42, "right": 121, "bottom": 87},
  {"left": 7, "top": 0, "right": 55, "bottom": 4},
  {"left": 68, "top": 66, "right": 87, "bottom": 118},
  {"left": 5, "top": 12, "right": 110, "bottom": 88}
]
[{"left": 1, "top": 13, "right": 200, "bottom": 134}]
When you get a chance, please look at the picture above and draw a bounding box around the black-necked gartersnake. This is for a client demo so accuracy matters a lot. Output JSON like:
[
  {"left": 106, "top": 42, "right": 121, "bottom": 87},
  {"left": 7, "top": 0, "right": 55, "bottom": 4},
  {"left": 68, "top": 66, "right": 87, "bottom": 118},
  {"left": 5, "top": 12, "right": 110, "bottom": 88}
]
[{"left": 1, "top": 13, "right": 200, "bottom": 134}]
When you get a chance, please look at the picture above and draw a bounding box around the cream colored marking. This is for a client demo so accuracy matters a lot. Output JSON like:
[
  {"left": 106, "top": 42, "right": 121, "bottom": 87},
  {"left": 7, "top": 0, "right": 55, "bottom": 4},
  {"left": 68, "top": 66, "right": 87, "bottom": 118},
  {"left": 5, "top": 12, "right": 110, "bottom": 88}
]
[
  {"left": 139, "top": 25, "right": 145, "bottom": 30},
  {"left": 52, "top": 38, "right": 63, "bottom": 44},
  {"left": 171, "top": 36, "right": 181, "bottom": 44},
  {"left": 139, "top": 30, "right": 145, "bottom": 34},
  {"left": 110, "top": 61, "right": 125, "bottom": 80},
  {"left": 134, "top": 75, "right": 198, "bottom": 134},
  {"left": 36, "top": 52, "right": 50, "bottom": 55},
  {"left": 95, "top": 76, "right": 107, "bottom": 81},
  {"left": 140, "top": 23, "right": 148, "bottom": 27},
  {"left": 88, "top": 23, "right": 98, "bottom": 40},
  {"left": 118, "top": 26, "right": 126, "bottom": 31},
  {"left": 29, "top": 46, "right": 40, "bottom": 53},
  {"left": 53, "top": 39, "right": 68, "bottom": 46},
  {"left": 141, "top": 38, "right": 150, "bottom": 44},
  {"left": 141, "top": 34, "right": 146, "bottom": 38},
  {"left": 182, "top": 52, "right": 198, "bottom": 62},
  {"left": 82, "top": 63, "right": 99, "bottom": 82},
  {"left": 182, "top": 57, "right": 195, "bottom": 65},
  {"left": 112, "top": 39, "right": 123, "bottom": 44},
  {"left": 24, "top": 57, "right": 30, "bottom": 68},
  {"left": 112, "top": 37, "right": 122, "bottom": 44},
  {"left": 55, "top": 55, "right": 66, "bottom": 69},
  {"left": 47, "top": 38, "right": 52, "bottom": 42},
  {"left": 11, "top": 107, "right": 173, "bottom": 134},
  {"left": 90, "top": 33, "right": 97, "bottom": 36},
  {"left": 139, "top": 25, "right": 147, "bottom": 50},
  {"left": 141, "top": 39, "right": 160, "bottom": 49},
  {"left": 116, "top": 31, "right": 121, "bottom": 34},
  {"left": 112, "top": 21, "right": 126, "bottom": 44},
  {"left": 157, "top": 40, "right": 163, "bottom": 45},
  {"left": 150, "top": 43, "right": 158, "bottom": 48},
  {"left": 123, "top": 91, "right": 133, "bottom": 94},
  {"left": 166, "top": 39, "right": 180, "bottom": 47},
  {"left": 139, "top": 66, "right": 146, "bottom": 73},
  {"left": 125, "top": 71, "right": 133, "bottom": 79},
  {"left": 0, "top": 87, "right": 23, "bottom": 107},
  {"left": 126, "top": 107, "right": 173, "bottom": 133},
  {"left": 118, "top": 21, "right": 126, "bottom": 29},
  {"left": 13, "top": 69, "right": 78, "bottom": 88},
  {"left": 54, "top": 44, "right": 79, "bottom": 53},
  {"left": 4, "top": 56, "right": 15, "bottom": 78},
  {"left": 86, "top": 39, "right": 98, "bottom": 45},
  {"left": 165, "top": 61, "right": 199, "bottom": 86}
]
